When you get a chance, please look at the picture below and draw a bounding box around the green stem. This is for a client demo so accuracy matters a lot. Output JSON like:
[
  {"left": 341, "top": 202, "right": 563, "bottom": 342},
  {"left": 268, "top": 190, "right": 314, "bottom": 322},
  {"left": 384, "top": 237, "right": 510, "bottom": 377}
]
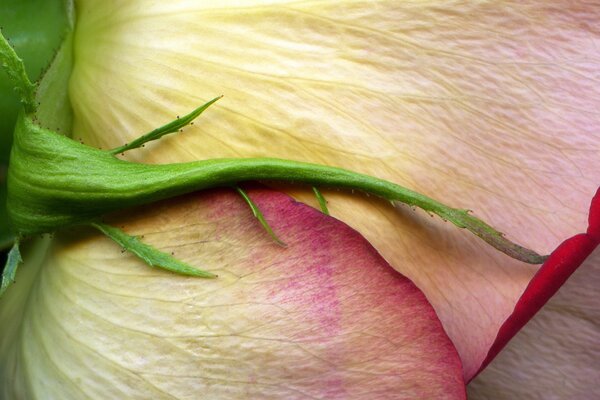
[
  {"left": 1, "top": 25, "right": 549, "bottom": 266},
  {"left": 8, "top": 114, "right": 548, "bottom": 264}
]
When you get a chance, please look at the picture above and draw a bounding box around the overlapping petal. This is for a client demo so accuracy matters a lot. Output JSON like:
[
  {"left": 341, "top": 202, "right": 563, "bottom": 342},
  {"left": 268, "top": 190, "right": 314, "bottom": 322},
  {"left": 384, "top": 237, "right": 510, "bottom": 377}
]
[
  {"left": 469, "top": 249, "right": 600, "bottom": 398},
  {"left": 467, "top": 189, "right": 599, "bottom": 397},
  {"left": 70, "top": 0, "right": 600, "bottom": 380},
  {"left": 480, "top": 189, "right": 600, "bottom": 374},
  {"left": 0, "top": 189, "right": 465, "bottom": 399}
]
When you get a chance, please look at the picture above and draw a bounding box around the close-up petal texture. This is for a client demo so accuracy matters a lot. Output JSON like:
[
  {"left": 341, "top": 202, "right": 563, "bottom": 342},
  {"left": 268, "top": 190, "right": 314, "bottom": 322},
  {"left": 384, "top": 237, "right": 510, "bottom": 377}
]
[
  {"left": 0, "top": 189, "right": 465, "bottom": 399},
  {"left": 70, "top": 0, "right": 600, "bottom": 381},
  {"left": 469, "top": 249, "right": 600, "bottom": 399},
  {"left": 479, "top": 189, "right": 600, "bottom": 374}
]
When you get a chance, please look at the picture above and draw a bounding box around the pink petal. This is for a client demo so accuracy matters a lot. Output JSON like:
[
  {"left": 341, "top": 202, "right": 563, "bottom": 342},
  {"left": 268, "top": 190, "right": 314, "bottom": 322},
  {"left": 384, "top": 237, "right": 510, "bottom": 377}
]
[{"left": 0, "top": 188, "right": 466, "bottom": 398}]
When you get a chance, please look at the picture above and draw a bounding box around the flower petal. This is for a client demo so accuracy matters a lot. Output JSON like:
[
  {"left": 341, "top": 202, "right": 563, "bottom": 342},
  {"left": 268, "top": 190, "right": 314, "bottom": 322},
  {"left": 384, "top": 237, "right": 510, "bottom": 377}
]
[
  {"left": 479, "top": 188, "right": 600, "bottom": 375},
  {"left": 468, "top": 189, "right": 599, "bottom": 398},
  {"left": 0, "top": 188, "right": 465, "bottom": 399},
  {"left": 468, "top": 248, "right": 600, "bottom": 399},
  {"left": 70, "top": 0, "right": 600, "bottom": 378}
]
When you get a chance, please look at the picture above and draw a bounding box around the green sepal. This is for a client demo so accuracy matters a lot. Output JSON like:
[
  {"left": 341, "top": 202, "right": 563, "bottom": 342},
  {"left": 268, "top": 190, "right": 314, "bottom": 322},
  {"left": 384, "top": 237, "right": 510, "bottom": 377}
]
[
  {"left": 236, "top": 186, "right": 286, "bottom": 247},
  {"left": 312, "top": 186, "right": 330, "bottom": 215},
  {"left": 109, "top": 95, "right": 222, "bottom": 155},
  {"left": 0, "top": 239, "right": 21, "bottom": 296},
  {"left": 90, "top": 222, "right": 216, "bottom": 278},
  {"left": 0, "top": 31, "right": 36, "bottom": 113}
]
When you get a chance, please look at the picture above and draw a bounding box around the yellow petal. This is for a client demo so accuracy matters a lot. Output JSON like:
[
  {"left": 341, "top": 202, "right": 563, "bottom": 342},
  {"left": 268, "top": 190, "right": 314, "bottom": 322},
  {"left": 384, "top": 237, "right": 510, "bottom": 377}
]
[{"left": 70, "top": 0, "right": 600, "bottom": 379}]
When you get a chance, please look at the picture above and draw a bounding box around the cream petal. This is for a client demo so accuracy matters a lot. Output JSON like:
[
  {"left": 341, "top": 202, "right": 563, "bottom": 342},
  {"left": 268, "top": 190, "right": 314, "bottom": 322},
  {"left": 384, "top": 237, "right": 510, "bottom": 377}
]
[{"left": 70, "top": 0, "right": 600, "bottom": 379}]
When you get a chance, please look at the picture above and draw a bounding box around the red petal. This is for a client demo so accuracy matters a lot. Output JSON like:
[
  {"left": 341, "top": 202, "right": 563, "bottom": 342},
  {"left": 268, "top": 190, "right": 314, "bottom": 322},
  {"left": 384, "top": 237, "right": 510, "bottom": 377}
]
[
  {"left": 587, "top": 187, "right": 600, "bottom": 242},
  {"left": 477, "top": 187, "right": 600, "bottom": 376}
]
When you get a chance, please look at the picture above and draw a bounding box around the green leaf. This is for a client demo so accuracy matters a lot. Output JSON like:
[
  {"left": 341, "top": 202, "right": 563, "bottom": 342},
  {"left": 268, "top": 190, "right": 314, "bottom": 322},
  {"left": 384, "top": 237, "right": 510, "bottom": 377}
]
[
  {"left": 0, "top": 0, "right": 73, "bottom": 163},
  {"left": 90, "top": 222, "right": 217, "bottom": 278}
]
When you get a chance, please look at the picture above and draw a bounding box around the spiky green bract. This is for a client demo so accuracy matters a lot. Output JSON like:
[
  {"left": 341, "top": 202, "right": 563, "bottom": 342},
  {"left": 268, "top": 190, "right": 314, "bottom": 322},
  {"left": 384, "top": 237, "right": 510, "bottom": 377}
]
[
  {"left": 109, "top": 96, "right": 222, "bottom": 155},
  {"left": 236, "top": 186, "right": 286, "bottom": 247},
  {"left": 0, "top": 240, "right": 21, "bottom": 296},
  {"left": 312, "top": 187, "right": 330, "bottom": 215},
  {"left": 90, "top": 222, "right": 216, "bottom": 278},
  {"left": 7, "top": 113, "right": 548, "bottom": 264},
  {"left": 0, "top": 32, "right": 36, "bottom": 113}
]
